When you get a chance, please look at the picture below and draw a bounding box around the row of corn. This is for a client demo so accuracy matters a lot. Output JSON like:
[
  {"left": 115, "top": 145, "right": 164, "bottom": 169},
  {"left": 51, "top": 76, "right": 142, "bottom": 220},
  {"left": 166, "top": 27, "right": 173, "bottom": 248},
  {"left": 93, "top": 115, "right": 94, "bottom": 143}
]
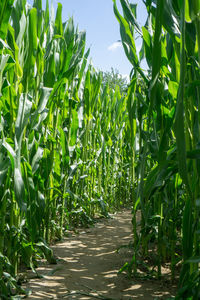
[
  {"left": 0, "top": 0, "right": 132, "bottom": 297},
  {"left": 114, "top": 0, "right": 200, "bottom": 298}
]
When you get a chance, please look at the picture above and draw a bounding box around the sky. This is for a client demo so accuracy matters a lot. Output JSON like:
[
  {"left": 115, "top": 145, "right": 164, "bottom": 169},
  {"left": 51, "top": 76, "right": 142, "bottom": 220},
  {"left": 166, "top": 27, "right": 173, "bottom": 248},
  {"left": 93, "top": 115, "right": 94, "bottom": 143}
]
[{"left": 28, "top": 0, "right": 147, "bottom": 77}]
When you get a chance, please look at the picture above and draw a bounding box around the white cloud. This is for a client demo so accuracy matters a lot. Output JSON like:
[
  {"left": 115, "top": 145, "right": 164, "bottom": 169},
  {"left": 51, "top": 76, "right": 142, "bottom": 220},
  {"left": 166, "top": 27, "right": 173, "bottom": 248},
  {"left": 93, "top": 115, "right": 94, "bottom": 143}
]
[
  {"left": 108, "top": 41, "right": 122, "bottom": 52},
  {"left": 122, "top": 74, "right": 130, "bottom": 83}
]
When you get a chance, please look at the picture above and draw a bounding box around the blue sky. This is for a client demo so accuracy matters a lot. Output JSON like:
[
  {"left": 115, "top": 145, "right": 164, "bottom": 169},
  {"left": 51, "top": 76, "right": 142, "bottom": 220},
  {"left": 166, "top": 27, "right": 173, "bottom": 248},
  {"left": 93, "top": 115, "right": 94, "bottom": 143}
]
[{"left": 28, "top": 0, "right": 147, "bottom": 76}]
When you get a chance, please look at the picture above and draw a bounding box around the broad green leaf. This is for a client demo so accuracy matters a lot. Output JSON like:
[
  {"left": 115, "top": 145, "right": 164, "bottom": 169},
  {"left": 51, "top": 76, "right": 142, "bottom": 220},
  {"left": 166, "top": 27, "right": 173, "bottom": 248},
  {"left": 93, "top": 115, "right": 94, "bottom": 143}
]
[
  {"left": 69, "top": 109, "right": 79, "bottom": 146},
  {"left": 119, "top": 0, "right": 142, "bottom": 35},
  {"left": 84, "top": 69, "right": 91, "bottom": 118},
  {"left": 15, "top": 93, "right": 32, "bottom": 145},
  {"left": 0, "top": 156, "right": 10, "bottom": 185},
  {"left": 148, "top": 0, "right": 164, "bottom": 116},
  {"left": 28, "top": 8, "right": 38, "bottom": 68},
  {"left": 2, "top": 138, "right": 16, "bottom": 170},
  {"left": 55, "top": 2, "right": 63, "bottom": 36},
  {"left": 168, "top": 81, "right": 179, "bottom": 99},
  {"left": 14, "top": 167, "right": 26, "bottom": 211},
  {"left": 37, "top": 87, "right": 52, "bottom": 114},
  {"left": 31, "top": 147, "right": 43, "bottom": 173},
  {"left": 185, "top": 0, "right": 192, "bottom": 22},
  {"left": 113, "top": 0, "right": 148, "bottom": 84},
  {"left": 59, "top": 127, "right": 69, "bottom": 168},
  {"left": 185, "top": 256, "right": 200, "bottom": 264},
  {"left": 163, "top": 0, "right": 181, "bottom": 39},
  {"left": 174, "top": 1, "right": 191, "bottom": 196},
  {"left": 142, "top": 26, "right": 152, "bottom": 68},
  {"left": 33, "top": 0, "right": 42, "bottom": 37},
  {"left": 77, "top": 48, "right": 90, "bottom": 90},
  {"left": 0, "top": 0, "right": 14, "bottom": 40}
]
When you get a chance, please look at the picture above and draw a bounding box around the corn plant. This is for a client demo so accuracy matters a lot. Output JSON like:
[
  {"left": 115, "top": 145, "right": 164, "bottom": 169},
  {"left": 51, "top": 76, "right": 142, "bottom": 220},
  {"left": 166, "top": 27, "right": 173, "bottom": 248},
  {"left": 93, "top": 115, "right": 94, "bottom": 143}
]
[
  {"left": 0, "top": 0, "right": 133, "bottom": 297},
  {"left": 114, "top": 0, "right": 200, "bottom": 297}
]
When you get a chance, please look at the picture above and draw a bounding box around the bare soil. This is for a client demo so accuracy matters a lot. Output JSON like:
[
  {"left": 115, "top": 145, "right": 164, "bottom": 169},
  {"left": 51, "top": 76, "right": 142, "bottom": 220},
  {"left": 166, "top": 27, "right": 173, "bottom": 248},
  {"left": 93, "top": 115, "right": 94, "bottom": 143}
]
[{"left": 23, "top": 210, "right": 176, "bottom": 299}]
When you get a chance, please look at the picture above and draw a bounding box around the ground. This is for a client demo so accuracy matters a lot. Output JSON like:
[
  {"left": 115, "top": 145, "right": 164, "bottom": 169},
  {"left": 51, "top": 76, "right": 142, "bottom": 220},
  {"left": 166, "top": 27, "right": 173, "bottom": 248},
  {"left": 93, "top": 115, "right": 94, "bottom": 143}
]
[{"left": 23, "top": 210, "right": 176, "bottom": 299}]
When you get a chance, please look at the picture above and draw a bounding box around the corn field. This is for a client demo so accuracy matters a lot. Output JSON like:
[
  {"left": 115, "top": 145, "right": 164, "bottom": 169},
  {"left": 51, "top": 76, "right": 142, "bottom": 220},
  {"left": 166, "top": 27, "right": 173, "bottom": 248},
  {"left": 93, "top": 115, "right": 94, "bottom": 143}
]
[{"left": 0, "top": 0, "right": 200, "bottom": 299}]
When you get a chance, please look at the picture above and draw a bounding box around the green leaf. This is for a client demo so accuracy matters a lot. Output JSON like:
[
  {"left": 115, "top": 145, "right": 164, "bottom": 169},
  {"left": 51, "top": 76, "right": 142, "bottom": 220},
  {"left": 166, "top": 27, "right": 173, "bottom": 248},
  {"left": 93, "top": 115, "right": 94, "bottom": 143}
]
[
  {"left": 0, "top": 0, "right": 14, "bottom": 40},
  {"left": 55, "top": 2, "right": 63, "bottom": 36},
  {"left": 15, "top": 93, "right": 32, "bottom": 146},
  {"left": 142, "top": 26, "right": 152, "bottom": 67},
  {"left": 59, "top": 127, "right": 69, "bottom": 168},
  {"left": 174, "top": 1, "right": 191, "bottom": 197},
  {"left": 119, "top": 0, "right": 142, "bottom": 35},
  {"left": 182, "top": 199, "right": 193, "bottom": 260},
  {"left": 185, "top": 0, "right": 192, "bottom": 22},
  {"left": 31, "top": 147, "right": 43, "bottom": 173},
  {"left": 69, "top": 109, "right": 79, "bottom": 146},
  {"left": 185, "top": 256, "right": 200, "bottom": 264},
  {"left": 84, "top": 69, "right": 91, "bottom": 118},
  {"left": 113, "top": 0, "right": 148, "bottom": 84},
  {"left": 36, "top": 241, "right": 56, "bottom": 264},
  {"left": 168, "top": 81, "right": 179, "bottom": 99},
  {"left": 14, "top": 167, "right": 26, "bottom": 211},
  {"left": 0, "top": 156, "right": 9, "bottom": 185}
]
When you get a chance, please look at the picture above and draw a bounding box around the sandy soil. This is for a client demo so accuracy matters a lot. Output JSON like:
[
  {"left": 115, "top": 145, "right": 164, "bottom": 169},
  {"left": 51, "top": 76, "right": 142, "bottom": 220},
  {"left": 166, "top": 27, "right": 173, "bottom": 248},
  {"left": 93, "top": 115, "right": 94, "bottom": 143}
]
[{"left": 23, "top": 210, "right": 176, "bottom": 299}]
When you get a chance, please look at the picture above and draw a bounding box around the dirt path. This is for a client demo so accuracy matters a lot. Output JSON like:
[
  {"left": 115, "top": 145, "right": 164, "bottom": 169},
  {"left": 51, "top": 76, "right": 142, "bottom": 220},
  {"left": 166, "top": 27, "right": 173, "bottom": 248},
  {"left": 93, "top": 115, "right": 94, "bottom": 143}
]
[{"left": 24, "top": 210, "right": 176, "bottom": 299}]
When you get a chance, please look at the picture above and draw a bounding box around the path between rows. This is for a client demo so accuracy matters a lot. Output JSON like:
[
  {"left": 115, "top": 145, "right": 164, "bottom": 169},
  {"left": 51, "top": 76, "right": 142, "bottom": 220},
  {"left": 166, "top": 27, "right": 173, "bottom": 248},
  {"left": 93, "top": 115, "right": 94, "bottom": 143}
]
[{"left": 24, "top": 210, "right": 176, "bottom": 299}]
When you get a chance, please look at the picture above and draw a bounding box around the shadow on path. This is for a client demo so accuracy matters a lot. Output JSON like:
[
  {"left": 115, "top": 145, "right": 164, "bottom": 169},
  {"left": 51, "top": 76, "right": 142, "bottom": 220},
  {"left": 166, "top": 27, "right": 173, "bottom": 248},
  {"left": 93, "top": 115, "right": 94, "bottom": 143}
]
[{"left": 24, "top": 211, "right": 176, "bottom": 299}]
